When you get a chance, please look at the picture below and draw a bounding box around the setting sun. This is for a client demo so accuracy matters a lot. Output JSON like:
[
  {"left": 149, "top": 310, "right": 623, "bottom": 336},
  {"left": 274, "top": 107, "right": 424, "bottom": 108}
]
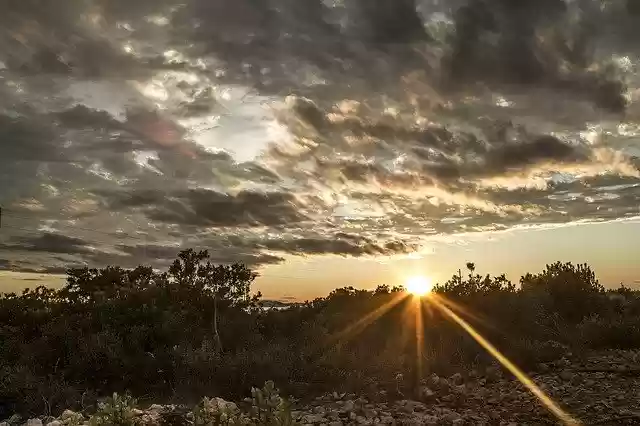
[{"left": 405, "top": 275, "right": 433, "bottom": 296}]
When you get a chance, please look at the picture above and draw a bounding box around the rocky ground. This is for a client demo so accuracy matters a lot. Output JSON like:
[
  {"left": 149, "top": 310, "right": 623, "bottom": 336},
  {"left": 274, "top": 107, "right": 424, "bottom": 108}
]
[{"left": 4, "top": 350, "right": 640, "bottom": 426}]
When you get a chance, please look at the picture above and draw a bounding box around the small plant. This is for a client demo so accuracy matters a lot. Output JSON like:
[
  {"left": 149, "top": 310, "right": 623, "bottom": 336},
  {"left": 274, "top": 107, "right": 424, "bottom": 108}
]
[
  {"left": 2, "top": 414, "right": 22, "bottom": 426},
  {"left": 193, "top": 397, "right": 248, "bottom": 426},
  {"left": 89, "top": 392, "right": 139, "bottom": 426},
  {"left": 61, "top": 410, "right": 85, "bottom": 426},
  {"left": 248, "top": 381, "right": 295, "bottom": 426}
]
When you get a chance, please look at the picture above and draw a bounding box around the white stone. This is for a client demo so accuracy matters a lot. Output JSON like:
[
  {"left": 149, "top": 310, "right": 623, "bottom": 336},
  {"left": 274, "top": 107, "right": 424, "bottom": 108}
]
[
  {"left": 60, "top": 410, "right": 79, "bottom": 421},
  {"left": 301, "top": 414, "right": 326, "bottom": 424},
  {"left": 420, "top": 415, "right": 438, "bottom": 425}
]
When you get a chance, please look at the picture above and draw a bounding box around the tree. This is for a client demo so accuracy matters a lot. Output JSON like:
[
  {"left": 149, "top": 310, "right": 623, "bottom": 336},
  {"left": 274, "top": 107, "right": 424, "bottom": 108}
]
[
  {"left": 61, "top": 265, "right": 158, "bottom": 303},
  {"left": 520, "top": 261, "right": 604, "bottom": 322},
  {"left": 434, "top": 262, "right": 515, "bottom": 298},
  {"left": 168, "top": 249, "right": 259, "bottom": 352}
]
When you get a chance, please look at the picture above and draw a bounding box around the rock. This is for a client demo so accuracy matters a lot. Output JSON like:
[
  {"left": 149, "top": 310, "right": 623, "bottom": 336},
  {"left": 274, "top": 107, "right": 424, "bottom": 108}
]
[
  {"left": 26, "top": 420, "right": 43, "bottom": 426},
  {"left": 328, "top": 422, "right": 343, "bottom": 426},
  {"left": 559, "top": 370, "right": 574, "bottom": 381},
  {"left": 59, "top": 411, "right": 81, "bottom": 421},
  {"left": 450, "top": 373, "right": 463, "bottom": 385},
  {"left": 453, "top": 384, "right": 466, "bottom": 395},
  {"left": 45, "top": 422, "right": 61, "bottom": 426},
  {"left": 443, "top": 411, "right": 462, "bottom": 423},
  {"left": 429, "top": 373, "right": 440, "bottom": 387},
  {"left": 313, "top": 406, "right": 326, "bottom": 415},
  {"left": 148, "top": 404, "right": 164, "bottom": 412},
  {"left": 419, "top": 415, "right": 438, "bottom": 425},
  {"left": 438, "top": 378, "right": 451, "bottom": 390},
  {"left": 326, "top": 410, "right": 340, "bottom": 421},
  {"left": 301, "top": 414, "right": 326, "bottom": 424},
  {"left": 418, "top": 386, "right": 435, "bottom": 401},
  {"left": 341, "top": 400, "right": 355, "bottom": 413},
  {"left": 355, "top": 416, "right": 370, "bottom": 425},
  {"left": 379, "top": 415, "right": 394, "bottom": 424}
]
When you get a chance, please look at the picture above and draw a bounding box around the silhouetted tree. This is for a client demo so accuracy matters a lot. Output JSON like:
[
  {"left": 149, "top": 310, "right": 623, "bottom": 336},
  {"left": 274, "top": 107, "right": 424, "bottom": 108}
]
[
  {"left": 520, "top": 261, "right": 604, "bottom": 322},
  {"left": 168, "top": 249, "right": 259, "bottom": 352}
]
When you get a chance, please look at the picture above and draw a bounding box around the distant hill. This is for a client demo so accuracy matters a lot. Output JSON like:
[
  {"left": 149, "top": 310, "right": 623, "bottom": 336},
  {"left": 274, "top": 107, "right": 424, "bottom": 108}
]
[{"left": 259, "top": 300, "right": 294, "bottom": 309}]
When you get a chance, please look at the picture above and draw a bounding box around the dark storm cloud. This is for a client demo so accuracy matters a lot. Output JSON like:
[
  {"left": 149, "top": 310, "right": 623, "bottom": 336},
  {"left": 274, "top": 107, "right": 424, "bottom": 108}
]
[
  {"left": 0, "top": 114, "right": 59, "bottom": 162},
  {"left": 482, "top": 135, "right": 586, "bottom": 174},
  {"left": 94, "top": 188, "right": 308, "bottom": 227},
  {"left": 448, "top": 0, "right": 568, "bottom": 85},
  {"left": 445, "top": 0, "right": 628, "bottom": 113},
  {"left": 116, "top": 243, "right": 284, "bottom": 267},
  {"left": 52, "top": 105, "right": 123, "bottom": 130},
  {"left": 344, "top": 0, "right": 428, "bottom": 45},
  {"left": 7, "top": 233, "right": 94, "bottom": 255},
  {"left": 259, "top": 232, "right": 417, "bottom": 257}
]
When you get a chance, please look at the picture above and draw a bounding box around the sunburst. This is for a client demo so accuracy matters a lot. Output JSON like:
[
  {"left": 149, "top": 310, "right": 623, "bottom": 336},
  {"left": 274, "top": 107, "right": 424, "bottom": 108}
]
[{"left": 405, "top": 275, "right": 433, "bottom": 296}]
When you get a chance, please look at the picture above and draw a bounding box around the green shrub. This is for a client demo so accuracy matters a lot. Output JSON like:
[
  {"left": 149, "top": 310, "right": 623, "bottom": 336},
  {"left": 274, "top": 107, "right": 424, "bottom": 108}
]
[
  {"left": 247, "top": 381, "right": 294, "bottom": 426},
  {"left": 192, "top": 381, "right": 294, "bottom": 426},
  {"left": 193, "top": 397, "right": 248, "bottom": 426},
  {"left": 89, "top": 393, "right": 139, "bottom": 426},
  {"left": 577, "top": 315, "right": 640, "bottom": 349}
]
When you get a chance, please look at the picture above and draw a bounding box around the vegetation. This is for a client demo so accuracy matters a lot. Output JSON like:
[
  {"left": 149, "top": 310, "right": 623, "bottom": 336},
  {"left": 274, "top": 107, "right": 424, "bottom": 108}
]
[{"left": 1, "top": 249, "right": 639, "bottom": 419}]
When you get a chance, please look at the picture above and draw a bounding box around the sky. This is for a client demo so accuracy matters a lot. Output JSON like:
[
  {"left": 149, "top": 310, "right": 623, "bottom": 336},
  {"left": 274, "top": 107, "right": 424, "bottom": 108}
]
[{"left": 1, "top": 0, "right": 640, "bottom": 300}]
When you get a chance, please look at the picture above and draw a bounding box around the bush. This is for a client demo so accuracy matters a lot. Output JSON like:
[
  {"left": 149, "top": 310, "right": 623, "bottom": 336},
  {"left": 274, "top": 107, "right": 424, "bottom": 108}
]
[
  {"left": 577, "top": 315, "right": 640, "bottom": 349},
  {"left": 89, "top": 393, "right": 139, "bottom": 426},
  {"left": 0, "top": 252, "right": 636, "bottom": 418}
]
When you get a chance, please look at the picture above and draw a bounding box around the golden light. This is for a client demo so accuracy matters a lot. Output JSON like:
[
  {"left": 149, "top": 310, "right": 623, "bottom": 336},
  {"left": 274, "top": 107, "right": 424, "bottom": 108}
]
[
  {"left": 426, "top": 294, "right": 581, "bottom": 425},
  {"left": 324, "top": 266, "right": 580, "bottom": 425},
  {"left": 405, "top": 275, "right": 433, "bottom": 296}
]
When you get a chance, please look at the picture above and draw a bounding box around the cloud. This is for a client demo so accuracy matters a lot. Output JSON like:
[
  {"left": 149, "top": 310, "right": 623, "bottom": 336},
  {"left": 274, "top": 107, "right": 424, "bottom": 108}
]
[
  {"left": 446, "top": 0, "right": 628, "bottom": 113},
  {"left": 259, "top": 232, "right": 417, "bottom": 257},
  {"left": 93, "top": 188, "right": 309, "bottom": 227},
  {"left": 0, "top": 0, "right": 639, "bottom": 275},
  {"left": 8, "top": 233, "right": 95, "bottom": 255}
]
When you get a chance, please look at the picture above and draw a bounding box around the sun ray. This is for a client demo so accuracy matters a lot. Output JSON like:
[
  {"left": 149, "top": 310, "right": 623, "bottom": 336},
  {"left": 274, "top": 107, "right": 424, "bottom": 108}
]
[
  {"left": 326, "top": 292, "right": 407, "bottom": 346},
  {"left": 426, "top": 294, "right": 581, "bottom": 426},
  {"left": 432, "top": 293, "right": 506, "bottom": 334},
  {"left": 414, "top": 297, "right": 424, "bottom": 381},
  {"left": 322, "top": 282, "right": 579, "bottom": 425}
]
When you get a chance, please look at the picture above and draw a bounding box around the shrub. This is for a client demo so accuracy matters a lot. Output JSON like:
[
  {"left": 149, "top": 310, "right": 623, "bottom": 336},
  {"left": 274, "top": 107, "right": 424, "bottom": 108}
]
[
  {"left": 1, "top": 252, "right": 637, "bottom": 418},
  {"left": 192, "top": 381, "right": 294, "bottom": 426},
  {"left": 577, "top": 315, "right": 640, "bottom": 349},
  {"left": 89, "top": 393, "right": 139, "bottom": 426},
  {"left": 193, "top": 397, "right": 248, "bottom": 426},
  {"left": 247, "top": 381, "right": 294, "bottom": 426}
]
